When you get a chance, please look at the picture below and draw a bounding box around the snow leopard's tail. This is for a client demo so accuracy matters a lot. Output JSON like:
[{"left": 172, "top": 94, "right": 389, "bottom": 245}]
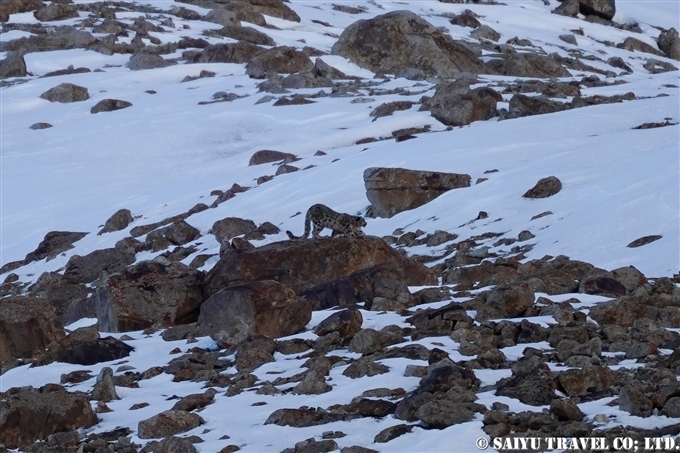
[{"left": 285, "top": 210, "right": 312, "bottom": 240}]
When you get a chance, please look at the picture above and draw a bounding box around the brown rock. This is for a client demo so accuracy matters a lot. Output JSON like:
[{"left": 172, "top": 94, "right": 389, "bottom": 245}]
[
  {"left": 40, "top": 83, "right": 89, "bottom": 103},
  {"left": 96, "top": 261, "right": 204, "bottom": 332},
  {"left": 246, "top": 46, "right": 314, "bottom": 79},
  {"left": 205, "top": 236, "right": 435, "bottom": 310},
  {"left": 24, "top": 230, "right": 88, "bottom": 263},
  {"left": 523, "top": 176, "right": 562, "bottom": 198},
  {"left": 198, "top": 280, "right": 311, "bottom": 347},
  {"left": 331, "top": 10, "right": 485, "bottom": 79},
  {"left": 138, "top": 410, "right": 204, "bottom": 439},
  {"left": 0, "top": 297, "right": 65, "bottom": 370},
  {"left": 0, "top": 385, "right": 97, "bottom": 449},
  {"left": 364, "top": 167, "right": 471, "bottom": 218}
]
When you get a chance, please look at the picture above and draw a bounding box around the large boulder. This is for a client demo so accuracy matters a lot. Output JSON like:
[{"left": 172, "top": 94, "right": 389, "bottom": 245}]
[
  {"left": 205, "top": 236, "right": 436, "bottom": 310},
  {"left": 0, "top": 385, "right": 97, "bottom": 449},
  {"left": 0, "top": 0, "right": 43, "bottom": 22},
  {"left": 578, "top": 0, "right": 616, "bottom": 20},
  {"left": 331, "top": 10, "right": 486, "bottom": 79},
  {"left": 364, "top": 167, "right": 471, "bottom": 218},
  {"left": 198, "top": 280, "right": 311, "bottom": 347},
  {"left": 485, "top": 53, "right": 571, "bottom": 78},
  {"left": 245, "top": 46, "right": 314, "bottom": 79},
  {"left": 96, "top": 261, "right": 204, "bottom": 332},
  {"left": 0, "top": 52, "right": 28, "bottom": 78},
  {"left": 0, "top": 297, "right": 65, "bottom": 371},
  {"left": 425, "top": 83, "right": 500, "bottom": 127}
]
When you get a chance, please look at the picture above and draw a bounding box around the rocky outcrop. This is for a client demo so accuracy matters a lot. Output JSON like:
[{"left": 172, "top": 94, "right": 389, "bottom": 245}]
[
  {"left": 364, "top": 167, "right": 471, "bottom": 218},
  {"left": 0, "top": 297, "right": 65, "bottom": 370},
  {"left": 205, "top": 236, "right": 436, "bottom": 309},
  {"left": 198, "top": 280, "right": 311, "bottom": 347},
  {"left": 245, "top": 46, "right": 314, "bottom": 79},
  {"left": 96, "top": 261, "right": 204, "bottom": 332},
  {"left": 331, "top": 10, "right": 485, "bottom": 79},
  {"left": 425, "top": 82, "right": 500, "bottom": 127},
  {"left": 0, "top": 385, "right": 97, "bottom": 449}
]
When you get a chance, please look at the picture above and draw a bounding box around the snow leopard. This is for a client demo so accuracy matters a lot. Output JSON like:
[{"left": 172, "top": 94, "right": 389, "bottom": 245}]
[{"left": 286, "top": 204, "right": 367, "bottom": 239}]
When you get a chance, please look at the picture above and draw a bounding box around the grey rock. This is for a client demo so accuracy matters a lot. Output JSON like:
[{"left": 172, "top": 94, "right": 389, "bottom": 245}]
[
  {"left": 39, "top": 83, "right": 89, "bottom": 103},
  {"left": 331, "top": 10, "right": 485, "bottom": 79}
]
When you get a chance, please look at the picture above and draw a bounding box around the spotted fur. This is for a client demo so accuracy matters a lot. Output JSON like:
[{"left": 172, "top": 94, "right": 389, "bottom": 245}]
[{"left": 286, "top": 204, "right": 367, "bottom": 239}]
